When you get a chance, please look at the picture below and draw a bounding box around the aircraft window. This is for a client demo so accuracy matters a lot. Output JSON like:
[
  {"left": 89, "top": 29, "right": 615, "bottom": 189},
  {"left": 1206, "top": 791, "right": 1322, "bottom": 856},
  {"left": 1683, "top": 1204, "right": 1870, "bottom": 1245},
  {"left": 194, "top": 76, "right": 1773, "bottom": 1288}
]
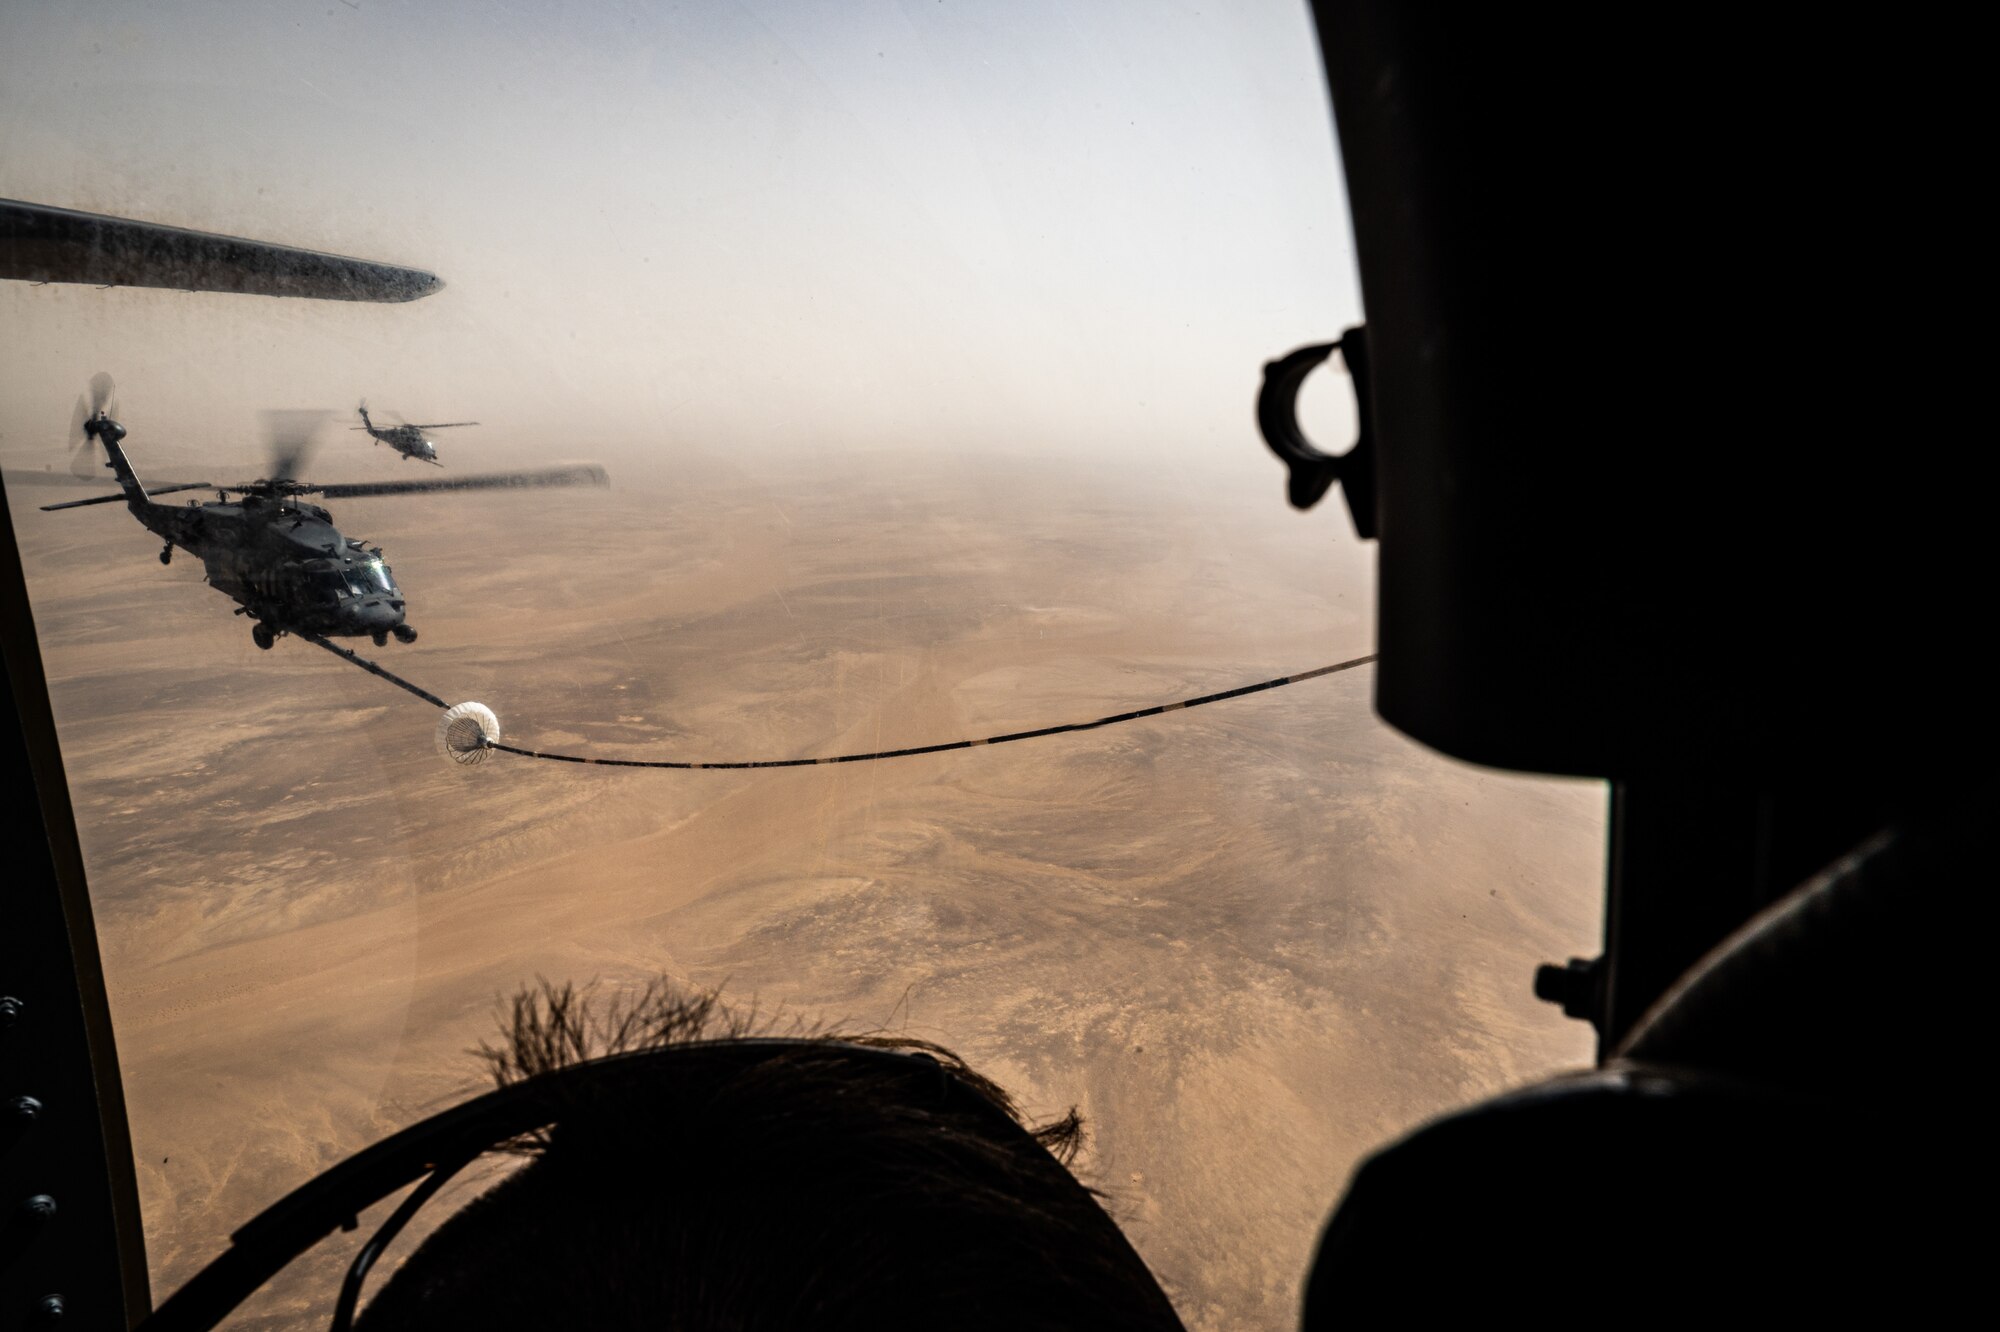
[
  {"left": 2, "top": 5, "right": 1604, "bottom": 1327},
  {"left": 307, "top": 570, "right": 348, "bottom": 602}
]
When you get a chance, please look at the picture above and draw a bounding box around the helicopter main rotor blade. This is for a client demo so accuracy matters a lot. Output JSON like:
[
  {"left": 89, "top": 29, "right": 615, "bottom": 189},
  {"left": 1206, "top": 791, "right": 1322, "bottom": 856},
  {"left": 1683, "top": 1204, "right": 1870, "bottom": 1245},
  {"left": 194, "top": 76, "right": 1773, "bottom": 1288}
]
[
  {"left": 42, "top": 491, "right": 130, "bottom": 511},
  {"left": 7, "top": 470, "right": 210, "bottom": 490},
  {"left": 37, "top": 480, "right": 214, "bottom": 511},
  {"left": 6, "top": 470, "right": 108, "bottom": 490},
  {"left": 260, "top": 409, "right": 330, "bottom": 485},
  {"left": 404, "top": 421, "right": 479, "bottom": 429},
  {"left": 306, "top": 464, "right": 609, "bottom": 499},
  {"left": 2, "top": 198, "right": 445, "bottom": 301}
]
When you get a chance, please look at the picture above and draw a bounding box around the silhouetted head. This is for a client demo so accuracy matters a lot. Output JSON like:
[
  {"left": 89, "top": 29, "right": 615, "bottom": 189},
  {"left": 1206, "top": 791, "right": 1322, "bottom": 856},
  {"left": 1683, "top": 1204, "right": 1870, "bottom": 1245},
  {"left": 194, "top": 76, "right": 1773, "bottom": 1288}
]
[
  {"left": 355, "top": 980, "right": 1185, "bottom": 1331},
  {"left": 1301, "top": 4, "right": 1987, "bottom": 802}
]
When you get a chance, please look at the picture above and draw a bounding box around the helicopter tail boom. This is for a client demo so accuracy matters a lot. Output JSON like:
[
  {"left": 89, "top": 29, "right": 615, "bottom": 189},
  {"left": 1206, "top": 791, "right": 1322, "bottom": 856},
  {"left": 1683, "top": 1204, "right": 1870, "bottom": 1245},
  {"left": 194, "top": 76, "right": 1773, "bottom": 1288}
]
[{"left": 84, "top": 415, "right": 150, "bottom": 507}]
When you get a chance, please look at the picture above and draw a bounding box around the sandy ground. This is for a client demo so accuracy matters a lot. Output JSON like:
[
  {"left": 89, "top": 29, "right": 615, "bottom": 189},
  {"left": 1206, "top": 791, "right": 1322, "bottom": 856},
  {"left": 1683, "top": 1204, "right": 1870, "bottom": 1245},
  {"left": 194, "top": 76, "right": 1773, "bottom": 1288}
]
[{"left": 10, "top": 450, "right": 1604, "bottom": 1329}]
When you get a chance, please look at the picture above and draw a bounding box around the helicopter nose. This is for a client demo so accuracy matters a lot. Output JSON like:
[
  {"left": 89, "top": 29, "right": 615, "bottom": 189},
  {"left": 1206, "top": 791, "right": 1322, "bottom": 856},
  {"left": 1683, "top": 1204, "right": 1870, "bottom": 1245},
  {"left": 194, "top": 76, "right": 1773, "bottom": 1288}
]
[{"left": 354, "top": 600, "right": 402, "bottom": 632}]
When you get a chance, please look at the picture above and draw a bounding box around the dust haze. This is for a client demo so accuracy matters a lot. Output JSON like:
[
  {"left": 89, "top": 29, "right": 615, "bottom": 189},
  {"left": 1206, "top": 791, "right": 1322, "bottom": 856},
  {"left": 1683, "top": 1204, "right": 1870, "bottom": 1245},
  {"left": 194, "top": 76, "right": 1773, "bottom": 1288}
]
[
  {"left": 10, "top": 450, "right": 1603, "bottom": 1328},
  {"left": 4, "top": 4, "right": 1605, "bottom": 1329}
]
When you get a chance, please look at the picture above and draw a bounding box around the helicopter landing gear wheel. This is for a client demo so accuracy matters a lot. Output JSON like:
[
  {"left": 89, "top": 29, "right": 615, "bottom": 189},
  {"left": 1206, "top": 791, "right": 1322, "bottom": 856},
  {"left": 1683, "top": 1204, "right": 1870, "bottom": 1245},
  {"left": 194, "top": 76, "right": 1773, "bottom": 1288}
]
[
  {"left": 371, "top": 630, "right": 389, "bottom": 647},
  {"left": 252, "top": 623, "right": 276, "bottom": 651},
  {"left": 159, "top": 543, "right": 173, "bottom": 566},
  {"left": 392, "top": 624, "right": 418, "bottom": 644}
]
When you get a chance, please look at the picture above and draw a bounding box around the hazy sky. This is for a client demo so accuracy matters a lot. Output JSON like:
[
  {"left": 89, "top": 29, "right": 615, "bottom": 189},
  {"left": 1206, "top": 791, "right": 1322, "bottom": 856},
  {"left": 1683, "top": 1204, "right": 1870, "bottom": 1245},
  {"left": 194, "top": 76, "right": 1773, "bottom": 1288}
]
[{"left": 2, "top": 0, "right": 1360, "bottom": 476}]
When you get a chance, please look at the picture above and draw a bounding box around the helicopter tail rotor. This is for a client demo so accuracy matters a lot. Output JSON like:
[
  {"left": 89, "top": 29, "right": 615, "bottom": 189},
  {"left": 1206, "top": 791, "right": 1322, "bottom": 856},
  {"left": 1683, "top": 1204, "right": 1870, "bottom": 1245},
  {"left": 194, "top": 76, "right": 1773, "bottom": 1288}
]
[
  {"left": 88, "top": 371, "right": 118, "bottom": 418},
  {"left": 67, "top": 393, "right": 95, "bottom": 478},
  {"left": 68, "top": 372, "right": 122, "bottom": 478}
]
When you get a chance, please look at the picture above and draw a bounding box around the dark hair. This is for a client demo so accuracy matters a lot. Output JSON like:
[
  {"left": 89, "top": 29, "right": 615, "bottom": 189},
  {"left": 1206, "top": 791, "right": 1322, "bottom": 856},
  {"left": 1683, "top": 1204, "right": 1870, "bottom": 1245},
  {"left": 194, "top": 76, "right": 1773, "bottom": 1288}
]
[{"left": 355, "top": 979, "right": 1185, "bottom": 1330}]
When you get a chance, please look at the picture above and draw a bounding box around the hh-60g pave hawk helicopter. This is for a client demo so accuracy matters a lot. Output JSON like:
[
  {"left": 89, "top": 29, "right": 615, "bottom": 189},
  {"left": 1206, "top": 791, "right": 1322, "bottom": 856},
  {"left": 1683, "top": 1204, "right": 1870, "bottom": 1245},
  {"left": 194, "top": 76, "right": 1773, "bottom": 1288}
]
[
  {"left": 354, "top": 400, "right": 477, "bottom": 465},
  {"left": 43, "top": 374, "right": 608, "bottom": 650}
]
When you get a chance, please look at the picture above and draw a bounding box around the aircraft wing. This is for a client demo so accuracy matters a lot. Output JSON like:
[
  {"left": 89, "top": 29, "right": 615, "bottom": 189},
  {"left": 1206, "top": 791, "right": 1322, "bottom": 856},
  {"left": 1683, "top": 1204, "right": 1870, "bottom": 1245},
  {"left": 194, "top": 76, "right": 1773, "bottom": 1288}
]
[{"left": 0, "top": 199, "right": 444, "bottom": 302}]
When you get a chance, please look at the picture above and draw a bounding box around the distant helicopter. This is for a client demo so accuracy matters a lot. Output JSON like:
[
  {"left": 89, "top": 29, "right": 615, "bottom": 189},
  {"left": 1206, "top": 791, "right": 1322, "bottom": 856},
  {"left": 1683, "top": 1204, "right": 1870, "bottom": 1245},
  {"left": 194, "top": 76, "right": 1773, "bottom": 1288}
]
[
  {"left": 43, "top": 375, "right": 607, "bottom": 650},
  {"left": 354, "top": 400, "right": 478, "bottom": 465}
]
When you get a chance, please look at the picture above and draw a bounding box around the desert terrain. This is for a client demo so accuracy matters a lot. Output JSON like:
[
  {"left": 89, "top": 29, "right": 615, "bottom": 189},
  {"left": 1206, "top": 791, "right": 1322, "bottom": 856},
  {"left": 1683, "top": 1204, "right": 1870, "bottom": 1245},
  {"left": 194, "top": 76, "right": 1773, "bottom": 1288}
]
[{"left": 10, "top": 448, "right": 1604, "bottom": 1329}]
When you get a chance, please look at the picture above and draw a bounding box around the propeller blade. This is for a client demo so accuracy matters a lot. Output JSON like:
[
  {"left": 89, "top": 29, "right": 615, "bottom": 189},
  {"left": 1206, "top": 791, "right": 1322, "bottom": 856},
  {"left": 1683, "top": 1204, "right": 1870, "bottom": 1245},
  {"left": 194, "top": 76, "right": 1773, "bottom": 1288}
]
[
  {"left": 68, "top": 393, "right": 95, "bottom": 478},
  {"left": 308, "top": 463, "right": 609, "bottom": 499},
  {"left": 405, "top": 421, "right": 479, "bottom": 429},
  {"left": 88, "top": 371, "right": 117, "bottom": 417}
]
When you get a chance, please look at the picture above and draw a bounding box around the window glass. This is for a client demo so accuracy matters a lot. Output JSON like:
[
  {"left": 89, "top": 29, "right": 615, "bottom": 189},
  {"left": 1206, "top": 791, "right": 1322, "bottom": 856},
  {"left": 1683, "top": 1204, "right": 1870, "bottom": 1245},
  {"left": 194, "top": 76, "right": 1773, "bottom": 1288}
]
[{"left": 1, "top": 4, "right": 1605, "bottom": 1326}]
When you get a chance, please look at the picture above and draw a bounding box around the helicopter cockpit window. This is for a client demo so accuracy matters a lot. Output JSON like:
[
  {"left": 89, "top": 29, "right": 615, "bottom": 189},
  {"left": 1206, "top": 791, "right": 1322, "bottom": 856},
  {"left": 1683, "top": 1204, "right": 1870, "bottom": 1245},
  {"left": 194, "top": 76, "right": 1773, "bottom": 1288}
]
[{"left": 2, "top": 5, "right": 1604, "bottom": 1327}]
